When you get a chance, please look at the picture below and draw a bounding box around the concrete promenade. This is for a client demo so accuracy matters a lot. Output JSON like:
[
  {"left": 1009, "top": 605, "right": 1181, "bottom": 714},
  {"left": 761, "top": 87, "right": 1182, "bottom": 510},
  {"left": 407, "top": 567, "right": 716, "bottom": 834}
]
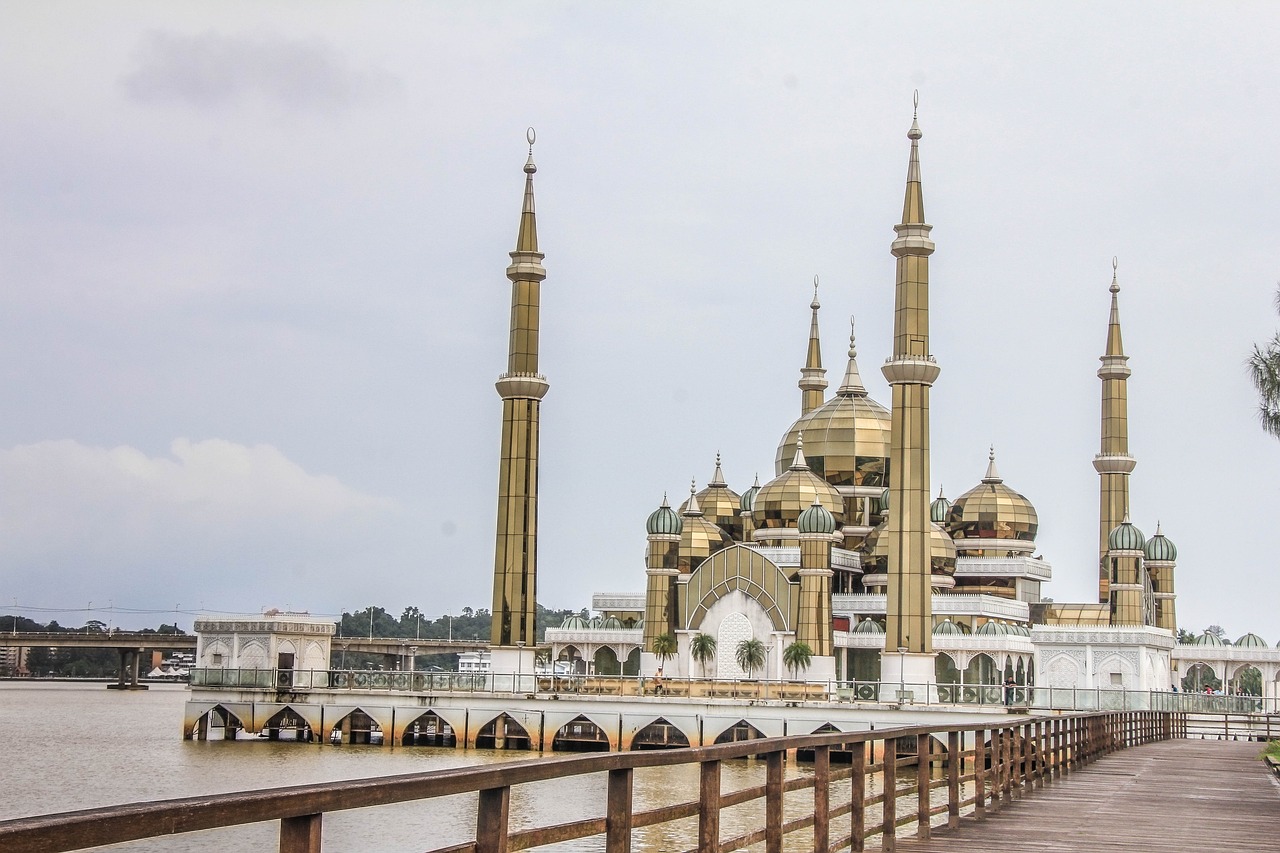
[{"left": 899, "top": 739, "right": 1280, "bottom": 853}]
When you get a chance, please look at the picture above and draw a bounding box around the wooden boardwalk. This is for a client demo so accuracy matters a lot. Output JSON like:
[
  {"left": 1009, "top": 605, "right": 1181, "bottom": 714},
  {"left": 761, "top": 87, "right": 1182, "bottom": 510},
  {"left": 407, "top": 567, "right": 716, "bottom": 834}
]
[{"left": 898, "top": 739, "right": 1280, "bottom": 853}]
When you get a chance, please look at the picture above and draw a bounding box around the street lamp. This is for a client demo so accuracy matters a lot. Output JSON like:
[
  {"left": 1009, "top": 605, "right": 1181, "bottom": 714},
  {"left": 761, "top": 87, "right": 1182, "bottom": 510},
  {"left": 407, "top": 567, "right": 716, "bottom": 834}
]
[{"left": 897, "top": 646, "right": 908, "bottom": 704}]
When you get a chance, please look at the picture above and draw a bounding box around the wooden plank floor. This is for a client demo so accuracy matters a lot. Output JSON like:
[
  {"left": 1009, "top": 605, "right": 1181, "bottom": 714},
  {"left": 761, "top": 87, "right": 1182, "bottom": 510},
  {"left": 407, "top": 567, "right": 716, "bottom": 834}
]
[{"left": 897, "top": 739, "right": 1280, "bottom": 853}]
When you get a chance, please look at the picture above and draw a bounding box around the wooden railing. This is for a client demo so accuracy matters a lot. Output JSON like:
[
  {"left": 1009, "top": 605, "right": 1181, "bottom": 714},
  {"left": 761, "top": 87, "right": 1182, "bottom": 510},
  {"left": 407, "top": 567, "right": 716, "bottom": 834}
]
[{"left": 0, "top": 710, "right": 1183, "bottom": 853}]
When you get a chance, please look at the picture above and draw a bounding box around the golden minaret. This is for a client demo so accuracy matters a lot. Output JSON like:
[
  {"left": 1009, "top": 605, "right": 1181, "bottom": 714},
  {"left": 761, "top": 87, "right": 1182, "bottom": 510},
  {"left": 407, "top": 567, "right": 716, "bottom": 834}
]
[
  {"left": 1093, "top": 258, "right": 1136, "bottom": 603},
  {"left": 880, "top": 94, "right": 940, "bottom": 670},
  {"left": 490, "top": 129, "right": 548, "bottom": 648},
  {"left": 799, "top": 276, "right": 828, "bottom": 415}
]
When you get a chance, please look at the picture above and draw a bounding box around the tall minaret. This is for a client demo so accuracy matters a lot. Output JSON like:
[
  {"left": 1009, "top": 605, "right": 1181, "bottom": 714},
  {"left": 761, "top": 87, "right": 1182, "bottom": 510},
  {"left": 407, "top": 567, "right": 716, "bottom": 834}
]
[
  {"left": 799, "top": 276, "right": 828, "bottom": 415},
  {"left": 490, "top": 129, "right": 548, "bottom": 653},
  {"left": 1093, "top": 258, "right": 1136, "bottom": 603},
  {"left": 880, "top": 93, "right": 940, "bottom": 697}
]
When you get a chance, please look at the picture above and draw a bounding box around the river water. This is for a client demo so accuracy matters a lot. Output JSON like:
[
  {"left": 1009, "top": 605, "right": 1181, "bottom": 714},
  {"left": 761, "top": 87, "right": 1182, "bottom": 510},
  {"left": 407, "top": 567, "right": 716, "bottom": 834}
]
[{"left": 2, "top": 682, "right": 894, "bottom": 852}]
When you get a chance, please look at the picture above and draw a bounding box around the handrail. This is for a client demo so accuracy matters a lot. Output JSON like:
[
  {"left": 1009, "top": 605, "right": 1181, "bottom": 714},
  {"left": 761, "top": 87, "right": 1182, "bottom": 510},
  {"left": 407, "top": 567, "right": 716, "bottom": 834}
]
[{"left": 0, "top": 710, "right": 1184, "bottom": 853}]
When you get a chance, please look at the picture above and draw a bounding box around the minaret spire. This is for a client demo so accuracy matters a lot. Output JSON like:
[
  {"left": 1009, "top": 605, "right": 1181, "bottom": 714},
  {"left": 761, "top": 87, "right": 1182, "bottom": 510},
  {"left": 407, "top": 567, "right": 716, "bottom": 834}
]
[
  {"left": 880, "top": 91, "right": 941, "bottom": 690},
  {"left": 837, "top": 316, "right": 868, "bottom": 397},
  {"left": 491, "top": 128, "right": 550, "bottom": 650},
  {"left": 1093, "top": 256, "right": 1137, "bottom": 603},
  {"left": 799, "top": 275, "right": 828, "bottom": 414}
]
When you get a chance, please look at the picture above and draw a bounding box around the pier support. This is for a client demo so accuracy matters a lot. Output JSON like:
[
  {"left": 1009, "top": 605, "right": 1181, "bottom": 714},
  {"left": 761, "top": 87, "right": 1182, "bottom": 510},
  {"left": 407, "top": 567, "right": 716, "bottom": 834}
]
[{"left": 107, "top": 648, "right": 148, "bottom": 690}]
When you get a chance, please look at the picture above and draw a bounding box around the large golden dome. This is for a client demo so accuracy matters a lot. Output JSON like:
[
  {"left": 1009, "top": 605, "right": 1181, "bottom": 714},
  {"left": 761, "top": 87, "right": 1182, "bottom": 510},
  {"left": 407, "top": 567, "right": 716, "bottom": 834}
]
[
  {"left": 774, "top": 322, "right": 891, "bottom": 488},
  {"left": 752, "top": 437, "right": 844, "bottom": 532},
  {"left": 946, "top": 449, "right": 1038, "bottom": 555},
  {"left": 679, "top": 454, "right": 743, "bottom": 541}
]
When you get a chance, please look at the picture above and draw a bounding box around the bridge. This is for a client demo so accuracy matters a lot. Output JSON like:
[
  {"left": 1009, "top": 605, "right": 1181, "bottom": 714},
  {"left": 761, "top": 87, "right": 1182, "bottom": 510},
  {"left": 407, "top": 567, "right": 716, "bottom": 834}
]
[
  {"left": 2, "top": 710, "right": 1277, "bottom": 852},
  {"left": 0, "top": 631, "right": 196, "bottom": 690}
]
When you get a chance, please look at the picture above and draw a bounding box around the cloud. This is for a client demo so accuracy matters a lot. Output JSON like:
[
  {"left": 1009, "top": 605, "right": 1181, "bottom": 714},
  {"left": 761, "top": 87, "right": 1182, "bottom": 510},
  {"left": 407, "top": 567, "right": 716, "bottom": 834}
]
[
  {"left": 121, "top": 30, "right": 398, "bottom": 110},
  {"left": 0, "top": 439, "right": 398, "bottom": 611}
]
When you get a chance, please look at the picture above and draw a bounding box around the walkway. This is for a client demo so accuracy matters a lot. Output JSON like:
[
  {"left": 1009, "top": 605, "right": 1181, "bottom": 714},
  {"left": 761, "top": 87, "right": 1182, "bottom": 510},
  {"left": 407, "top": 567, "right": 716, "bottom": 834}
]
[{"left": 899, "top": 739, "right": 1280, "bottom": 853}]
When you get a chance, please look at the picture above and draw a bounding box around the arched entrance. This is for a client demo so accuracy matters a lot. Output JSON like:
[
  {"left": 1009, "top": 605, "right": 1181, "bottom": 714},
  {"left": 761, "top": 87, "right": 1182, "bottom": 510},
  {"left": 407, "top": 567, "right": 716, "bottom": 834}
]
[
  {"left": 714, "top": 720, "right": 765, "bottom": 744},
  {"left": 630, "top": 717, "right": 690, "bottom": 750},
  {"left": 330, "top": 709, "right": 383, "bottom": 745},
  {"left": 593, "top": 647, "right": 621, "bottom": 676},
  {"left": 475, "top": 713, "right": 532, "bottom": 750},
  {"left": 261, "top": 707, "right": 312, "bottom": 742},
  {"left": 401, "top": 711, "right": 456, "bottom": 747},
  {"left": 551, "top": 715, "right": 611, "bottom": 752}
]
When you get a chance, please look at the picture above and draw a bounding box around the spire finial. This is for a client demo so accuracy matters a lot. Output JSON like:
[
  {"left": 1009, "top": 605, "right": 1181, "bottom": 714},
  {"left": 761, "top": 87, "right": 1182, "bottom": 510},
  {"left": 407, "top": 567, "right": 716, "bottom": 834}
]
[
  {"left": 661, "top": 491, "right": 669, "bottom": 506},
  {"left": 982, "top": 445, "right": 1003, "bottom": 483},
  {"left": 908, "top": 90, "right": 922, "bottom": 140},
  {"left": 524, "top": 127, "right": 537, "bottom": 174},
  {"left": 790, "top": 432, "right": 810, "bottom": 470},
  {"left": 710, "top": 452, "right": 727, "bottom": 487},
  {"left": 1110, "top": 255, "right": 1119, "bottom": 294},
  {"left": 837, "top": 314, "right": 868, "bottom": 397},
  {"left": 811, "top": 274, "right": 820, "bottom": 309},
  {"left": 683, "top": 478, "right": 704, "bottom": 517},
  {"left": 938, "top": 484, "right": 945, "bottom": 499}
]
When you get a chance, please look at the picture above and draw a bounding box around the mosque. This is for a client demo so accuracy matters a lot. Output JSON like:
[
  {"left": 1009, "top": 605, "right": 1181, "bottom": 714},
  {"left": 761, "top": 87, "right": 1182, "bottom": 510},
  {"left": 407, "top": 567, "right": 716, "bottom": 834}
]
[{"left": 484, "top": 104, "right": 1280, "bottom": 708}]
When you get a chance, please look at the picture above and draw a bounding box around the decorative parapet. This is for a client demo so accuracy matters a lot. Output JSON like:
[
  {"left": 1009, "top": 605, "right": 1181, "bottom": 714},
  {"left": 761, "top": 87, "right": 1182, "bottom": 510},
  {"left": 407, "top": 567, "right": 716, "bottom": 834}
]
[
  {"left": 881, "top": 355, "right": 940, "bottom": 386},
  {"left": 752, "top": 545, "right": 861, "bottom": 571},
  {"left": 544, "top": 628, "right": 643, "bottom": 645},
  {"left": 835, "top": 632, "right": 1035, "bottom": 652},
  {"left": 1173, "top": 645, "right": 1280, "bottom": 665},
  {"left": 953, "top": 556, "right": 1052, "bottom": 581},
  {"left": 194, "top": 616, "right": 335, "bottom": 636},
  {"left": 1092, "top": 453, "right": 1136, "bottom": 474},
  {"left": 833, "top": 593, "right": 1030, "bottom": 622},
  {"left": 1031, "top": 625, "right": 1175, "bottom": 650},
  {"left": 591, "top": 593, "right": 645, "bottom": 611},
  {"left": 495, "top": 372, "right": 550, "bottom": 400}
]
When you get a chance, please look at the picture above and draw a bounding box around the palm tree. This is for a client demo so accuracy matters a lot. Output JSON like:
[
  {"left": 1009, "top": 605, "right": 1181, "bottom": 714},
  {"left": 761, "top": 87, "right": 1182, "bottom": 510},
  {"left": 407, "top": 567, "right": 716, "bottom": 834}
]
[
  {"left": 782, "top": 641, "right": 813, "bottom": 681},
  {"left": 735, "top": 638, "right": 766, "bottom": 680},
  {"left": 652, "top": 633, "right": 677, "bottom": 672},
  {"left": 1249, "top": 284, "right": 1280, "bottom": 438},
  {"left": 690, "top": 633, "right": 717, "bottom": 678}
]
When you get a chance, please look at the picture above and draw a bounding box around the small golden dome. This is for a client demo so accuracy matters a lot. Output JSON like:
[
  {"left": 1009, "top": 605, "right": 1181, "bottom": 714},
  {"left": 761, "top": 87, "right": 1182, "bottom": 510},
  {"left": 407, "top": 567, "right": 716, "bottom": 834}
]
[
  {"left": 754, "top": 436, "right": 845, "bottom": 531},
  {"left": 677, "top": 481, "right": 731, "bottom": 571},
  {"left": 680, "top": 453, "right": 743, "bottom": 540},
  {"left": 946, "top": 448, "right": 1038, "bottom": 554}
]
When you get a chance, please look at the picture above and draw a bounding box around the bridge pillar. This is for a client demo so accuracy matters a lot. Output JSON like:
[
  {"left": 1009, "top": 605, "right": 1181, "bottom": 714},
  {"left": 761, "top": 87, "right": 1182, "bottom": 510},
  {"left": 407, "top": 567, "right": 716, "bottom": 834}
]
[{"left": 107, "top": 648, "right": 149, "bottom": 690}]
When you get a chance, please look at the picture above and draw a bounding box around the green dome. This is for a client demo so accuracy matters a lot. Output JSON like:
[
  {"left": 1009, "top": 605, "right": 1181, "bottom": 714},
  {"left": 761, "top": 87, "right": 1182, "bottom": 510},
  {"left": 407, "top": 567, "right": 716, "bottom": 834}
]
[
  {"left": 560, "top": 614, "right": 589, "bottom": 630},
  {"left": 1108, "top": 519, "right": 1146, "bottom": 552},
  {"left": 646, "top": 496, "right": 683, "bottom": 536},
  {"left": 798, "top": 498, "right": 838, "bottom": 534},
  {"left": 600, "top": 616, "right": 623, "bottom": 629},
  {"left": 879, "top": 487, "right": 890, "bottom": 514},
  {"left": 975, "top": 621, "right": 1013, "bottom": 636},
  {"left": 1144, "top": 526, "right": 1177, "bottom": 562},
  {"left": 1191, "top": 632, "right": 1225, "bottom": 647},
  {"left": 1235, "top": 633, "right": 1269, "bottom": 648},
  {"left": 853, "top": 619, "right": 886, "bottom": 634},
  {"left": 740, "top": 476, "right": 761, "bottom": 512},
  {"left": 930, "top": 490, "right": 952, "bottom": 524},
  {"left": 933, "top": 619, "right": 966, "bottom": 636}
]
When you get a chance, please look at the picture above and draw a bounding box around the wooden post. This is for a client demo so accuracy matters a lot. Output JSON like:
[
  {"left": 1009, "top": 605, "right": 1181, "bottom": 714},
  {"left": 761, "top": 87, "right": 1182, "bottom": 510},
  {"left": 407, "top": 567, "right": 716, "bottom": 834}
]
[
  {"left": 814, "top": 745, "right": 830, "bottom": 853},
  {"left": 279, "top": 814, "right": 321, "bottom": 853},
  {"left": 606, "top": 768, "right": 632, "bottom": 853},
  {"left": 1002, "top": 727, "right": 1014, "bottom": 804},
  {"left": 766, "top": 750, "right": 784, "bottom": 853},
  {"left": 988, "top": 730, "right": 1001, "bottom": 812},
  {"left": 1032, "top": 721, "right": 1043, "bottom": 789},
  {"left": 476, "top": 787, "right": 510, "bottom": 853},
  {"left": 850, "top": 741, "right": 866, "bottom": 853},
  {"left": 973, "top": 728, "right": 986, "bottom": 819},
  {"left": 882, "top": 738, "right": 897, "bottom": 852},
  {"left": 947, "top": 731, "right": 960, "bottom": 829},
  {"left": 916, "top": 735, "right": 930, "bottom": 840},
  {"left": 699, "top": 759, "right": 721, "bottom": 853}
]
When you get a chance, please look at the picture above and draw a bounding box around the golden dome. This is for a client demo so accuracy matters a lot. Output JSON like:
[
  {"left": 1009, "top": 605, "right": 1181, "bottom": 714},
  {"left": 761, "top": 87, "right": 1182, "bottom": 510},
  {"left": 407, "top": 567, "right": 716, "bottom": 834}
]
[
  {"left": 774, "top": 320, "right": 891, "bottom": 488},
  {"left": 680, "top": 453, "right": 743, "bottom": 540},
  {"left": 946, "top": 448, "right": 1038, "bottom": 554},
  {"left": 677, "top": 482, "right": 731, "bottom": 572},
  {"left": 753, "top": 436, "right": 844, "bottom": 531},
  {"left": 861, "top": 519, "right": 958, "bottom": 578}
]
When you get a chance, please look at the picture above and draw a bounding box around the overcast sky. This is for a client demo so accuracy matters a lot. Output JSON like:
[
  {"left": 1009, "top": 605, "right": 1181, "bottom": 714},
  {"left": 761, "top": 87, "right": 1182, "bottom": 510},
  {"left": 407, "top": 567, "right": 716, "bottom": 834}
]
[{"left": 1, "top": 3, "right": 1277, "bottom": 640}]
